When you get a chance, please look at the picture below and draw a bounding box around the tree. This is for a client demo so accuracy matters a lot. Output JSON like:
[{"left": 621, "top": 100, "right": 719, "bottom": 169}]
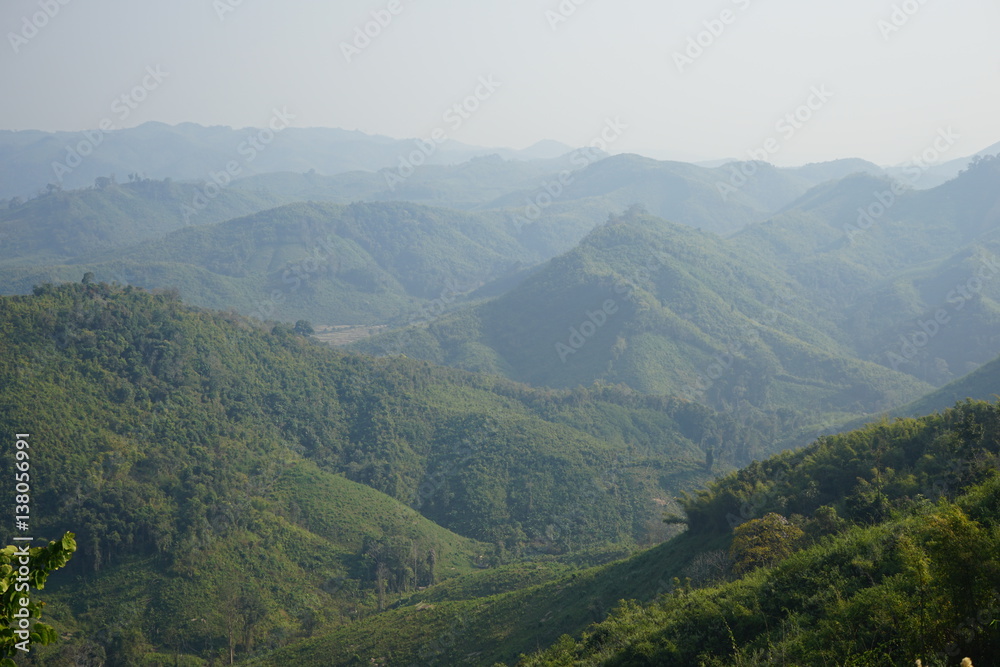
[
  {"left": 0, "top": 533, "right": 76, "bottom": 664},
  {"left": 293, "top": 320, "right": 315, "bottom": 336},
  {"left": 729, "top": 513, "right": 802, "bottom": 575},
  {"left": 426, "top": 548, "right": 437, "bottom": 586}
]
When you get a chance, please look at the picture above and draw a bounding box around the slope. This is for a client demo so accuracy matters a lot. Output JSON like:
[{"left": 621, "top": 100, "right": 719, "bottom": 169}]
[
  {"left": 1, "top": 198, "right": 610, "bottom": 326},
  {"left": 734, "top": 156, "right": 1000, "bottom": 384},
  {"left": 892, "top": 352, "right": 1000, "bottom": 419},
  {"left": 247, "top": 399, "right": 1000, "bottom": 666},
  {"left": 519, "top": 399, "right": 1000, "bottom": 666},
  {"left": 0, "top": 178, "right": 286, "bottom": 265},
  {"left": 356, "top": 207, "right": 932, "bottom": 419},
  {"left": 0, "top": 281, "right": 784, "bottom": 662}
]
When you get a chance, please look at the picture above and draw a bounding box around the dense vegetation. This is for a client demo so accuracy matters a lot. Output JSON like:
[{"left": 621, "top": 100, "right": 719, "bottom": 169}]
[
  {"left": 518, "top": 400, "right": 1000, "bottom": 665},
  {"left": 242, "top": 400, "right": 1000, "bottom": 665},
  {"left": 0, "top": 281, "right": 795, "bottom": 663},
  {"left": 0, "top": 178, "right": 287, "bottom": 264},
  {"left": 0, "top": 196, "right": 603, "bottom": 326},
  {"left": 735, "top": 155, "right": 1000, "bottom": 386},
  {"left": 356, "top": 206, "right": 932, "bottom": 418},
  {"left": 1, "top": 135, "right": 998, "bottom": 665}
]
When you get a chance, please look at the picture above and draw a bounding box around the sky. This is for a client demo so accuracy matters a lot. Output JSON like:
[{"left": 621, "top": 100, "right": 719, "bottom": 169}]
[{"left": 1, "top": 0, "right": 998, "bottom": 166}]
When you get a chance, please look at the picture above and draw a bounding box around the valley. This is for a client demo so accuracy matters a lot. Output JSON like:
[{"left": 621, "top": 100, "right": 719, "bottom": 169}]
[{"left": 0, "top": 124, "right": 998, "bottom": 666}]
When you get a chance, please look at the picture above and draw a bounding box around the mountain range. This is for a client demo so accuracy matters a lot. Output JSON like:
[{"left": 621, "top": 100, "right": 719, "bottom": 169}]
[{"left": 2, "top": 123, "right": 1000, "bottom": 665}]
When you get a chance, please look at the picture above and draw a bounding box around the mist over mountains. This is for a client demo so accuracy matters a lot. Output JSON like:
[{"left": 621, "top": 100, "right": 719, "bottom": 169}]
[{"left": 2, "top": 120, "right": 1000, "bottom": 665}]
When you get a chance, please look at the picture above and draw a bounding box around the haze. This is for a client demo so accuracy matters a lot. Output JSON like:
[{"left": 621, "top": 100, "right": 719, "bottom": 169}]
[{"left": 1, "top": 0, "right": 998, "bottom": 166}]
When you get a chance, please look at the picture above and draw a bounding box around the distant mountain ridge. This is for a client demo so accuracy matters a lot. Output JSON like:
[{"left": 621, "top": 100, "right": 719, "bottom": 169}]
[
  {"left": 0, "top": 122, "right": 576, "bottom": 199},
  {"left": 353, "top": 207, "right": 932, "bottom": 418}
]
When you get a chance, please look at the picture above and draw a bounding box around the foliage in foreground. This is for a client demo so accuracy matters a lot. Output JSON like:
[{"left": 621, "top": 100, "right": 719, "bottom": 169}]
[
  {"left": 518, "top": 401, "right": 1000, "bottom": 666},
  {"left": 0, "top": 533, "right": 76, "bottom": 663},
  {"left": 0, "top": 281, "right": 753, "bottom": 662}
]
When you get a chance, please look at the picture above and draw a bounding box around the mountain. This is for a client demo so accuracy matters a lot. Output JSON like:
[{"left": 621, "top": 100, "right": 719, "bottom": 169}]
[
  {"left": 230, "top": 152, "right": 594, "bottom": 211},
  {"left": 483, "top": 154, "right": 814, "bottom": 236},
  {"left": 355, "top": 207, "right": 932, "bottom": 418},
  {"left": 0, "top": 199, "right": 608, "bottom": 326},
  {"left": 0, "top": 122, "right": 583, "bottom": 200},
  {"left": 887, "top": 138, "right": 1000, "bottom": 190},
  {"left": 228, "top": 151, "right": 831, "bottom": 239},
  {"left": 893, "top": 352, "right": 1000, "bottom": 419},
  {"left": 787, "top": 157, "right": 884, "bottom": 184},
  {"left": 0, "top": 178, "right": 287, "bottom": 264},
  {"left": 480, "top": 154, "right": 885, "bottom": 238},
  {"left": 516, "top": 399, "right": 1000, "bottom": 665},
  {"left": 1, "top": 281, "right": 802, "bottom": 663},
  {"left": 245, "top": 398, "right": 1000, "bottom": 665},
  {"left": 733, "top": 155, "right": 1000, "bottom": 385},
  {"left": 516, "top": 139, "right": 576, "bottom": 160}
]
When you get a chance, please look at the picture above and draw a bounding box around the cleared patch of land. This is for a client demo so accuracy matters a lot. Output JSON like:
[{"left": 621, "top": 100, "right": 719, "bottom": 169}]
[{"left": 313, "top": 324, "right": 389, "bottom": 346}]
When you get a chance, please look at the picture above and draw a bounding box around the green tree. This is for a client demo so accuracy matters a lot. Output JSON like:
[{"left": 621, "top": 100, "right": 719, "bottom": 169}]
[
  {"left": 0, "top": 533, "right": 76, "bottom": 664},
  {"left": 729, "top": 513, "right": 802, "bottom": 575}
]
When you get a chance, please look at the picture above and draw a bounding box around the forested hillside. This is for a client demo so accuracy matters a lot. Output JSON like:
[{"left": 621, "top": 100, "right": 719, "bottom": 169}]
[
  {"left": 355, "top": 206, "right": 932, "bottom": 418},
  {"left": 0, "top": 281, "right": 800, "bottom": 663},
  {"left": 0, "top": 178, "right": 286, "bottom": 263},
  {"left": 0, "top": 131, "right": 997, "bottom": 666},
  {"left": 237, "top": 400, "right": 1000, "bottom": 665},
  {"left": 0, "top": 196, "right": 607, "bottom": 326},
  {"left": 516, "top": 400, "right": 1000, "bottom": 666},
  {"left": 7, "top": 2, "right": 1000, "bottom": 664},
  {"left": 735, "top": 155, "right": 1000, "bottom": 385}
]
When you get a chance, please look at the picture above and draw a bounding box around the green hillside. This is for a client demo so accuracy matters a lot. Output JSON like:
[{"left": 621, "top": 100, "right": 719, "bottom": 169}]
[
  {"left": 0, "top": 280, "right": 791, "bottom": 663},
  {"left": 244, "top": 535, "right": 724, "bottom": 666},
  {"left": 355, "top": 207, "right": 932, "bottom": 418},
  {"left": 734, "top": 156, "right": 1000, "bottom": 385},
  {"left": 0, "top": 178, "right": 286, "bottom": 264},
  {"left": 0, "top": 199, "right": 609, "bottom": 326},
  {"left": 517, "top": 400, "right": 1000, "bottom": 666},
  {"left": 244, "top": 400, "right": 1000, "bottom": 666},
  {"left": 892, "top": 353, "right": 1000, "bottom": 419}
]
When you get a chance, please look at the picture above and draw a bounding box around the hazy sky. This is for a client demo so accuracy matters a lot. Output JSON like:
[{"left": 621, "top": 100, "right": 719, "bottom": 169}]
[{"left": 2, "top": 0, "right": 998, "bottom": 166}]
